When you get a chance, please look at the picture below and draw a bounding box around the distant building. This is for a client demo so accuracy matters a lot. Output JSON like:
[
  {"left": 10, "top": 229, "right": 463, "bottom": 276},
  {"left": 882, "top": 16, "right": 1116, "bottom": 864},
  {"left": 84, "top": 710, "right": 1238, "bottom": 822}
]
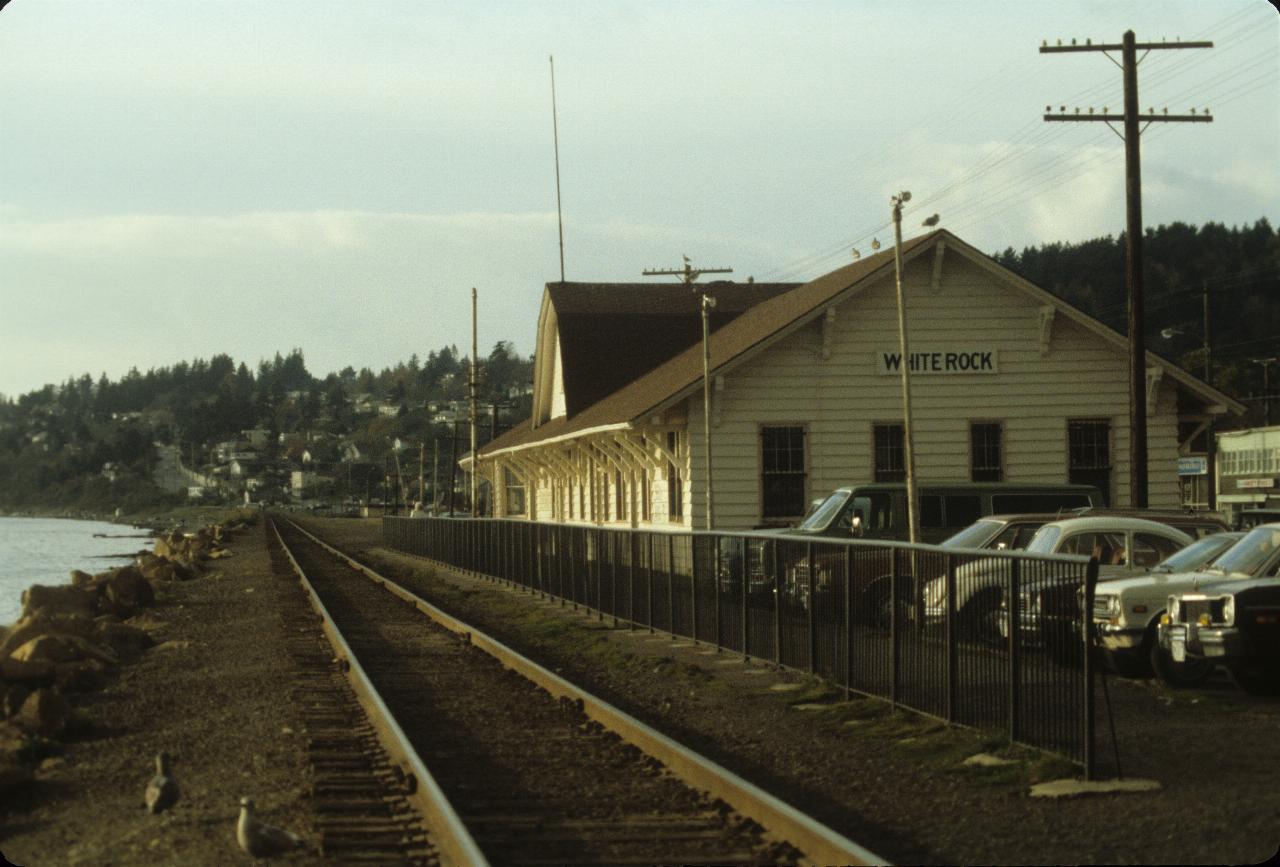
[{"left": 1216, "top": 425, "right": 1280, "bottom": 520}]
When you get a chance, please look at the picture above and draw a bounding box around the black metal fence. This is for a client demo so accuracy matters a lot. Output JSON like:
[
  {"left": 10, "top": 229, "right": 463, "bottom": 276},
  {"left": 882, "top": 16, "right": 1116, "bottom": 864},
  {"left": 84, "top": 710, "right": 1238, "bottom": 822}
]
[{"left": 383, "top": 517, "right": 1100, "bottom": 774}]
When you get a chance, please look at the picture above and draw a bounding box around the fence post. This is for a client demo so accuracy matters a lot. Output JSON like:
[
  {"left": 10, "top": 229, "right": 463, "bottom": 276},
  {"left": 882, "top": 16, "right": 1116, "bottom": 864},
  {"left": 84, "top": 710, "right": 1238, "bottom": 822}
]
[
  {"left": 807, "top": 542, "right": 816, "bottom": 675},
  {"left": 945, "top": 551, "right": 957, "bottom": 723},
  {"left": 714, "top": 536, "right": 722, "bottom": 652},
  {"left": 691, "top": 535, "right": 700, "bottom": 645},
  {"left": 597, "top": 528, "right": 605, "bottom": 623},
  {"left": 743, "top": 539, "right": 751, "bottom": 662},
  {"left": 1008, "top": 557, "right": 1022, "bottom": 744},
  {"left": 773, "top": 541, "right": 782, "bottom": 667},
  {"left": 1083, "top": 556, "right": 1099, "bottom": 780},
  {"left": 667, "top": 534, "right": 676, "bottom": 638},
  {"left": 647, "top": 533, "right": 655, "bottom": 635},
  {"left": 628, "top": 532, "right": 636, "bottom": 632},
  {"left": 890, "top": 547, "right": 899, "bottom": 711},
  {"left": 844, "top": 546, "right": 852, "bottom": 697}
]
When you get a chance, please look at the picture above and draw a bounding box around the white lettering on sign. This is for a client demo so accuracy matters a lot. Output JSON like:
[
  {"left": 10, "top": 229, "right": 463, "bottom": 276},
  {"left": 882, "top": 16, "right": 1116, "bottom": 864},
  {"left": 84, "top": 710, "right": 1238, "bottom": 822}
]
[{"left": 877, "top": 349, "right": 998, "bottom": 375}]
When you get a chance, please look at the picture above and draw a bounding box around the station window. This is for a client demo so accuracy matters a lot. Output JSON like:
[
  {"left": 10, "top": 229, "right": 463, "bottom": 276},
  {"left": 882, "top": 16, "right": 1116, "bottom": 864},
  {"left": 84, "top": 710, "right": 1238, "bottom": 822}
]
[
  {"left": 971, "top": 422, "right": 1003, "bottom": 482},
  {"left": 503, "top": 467, "right": 525, "bottom": 516},
  {"left": 760, "top": 425, "right": 807, "bottom": 519},
  {"left": 1068, "top": 419, "right": 1111, "bottom": 505},
  {"left": 873, "top": 423, "right": 905, "bottom": 483}
]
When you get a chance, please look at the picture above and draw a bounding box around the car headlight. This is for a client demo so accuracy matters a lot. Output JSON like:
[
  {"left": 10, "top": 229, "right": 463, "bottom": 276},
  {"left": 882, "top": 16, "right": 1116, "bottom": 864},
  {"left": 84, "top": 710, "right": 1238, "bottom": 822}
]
[{"left": 1222, "top": 595, "right": 1235, "bottom": 626}]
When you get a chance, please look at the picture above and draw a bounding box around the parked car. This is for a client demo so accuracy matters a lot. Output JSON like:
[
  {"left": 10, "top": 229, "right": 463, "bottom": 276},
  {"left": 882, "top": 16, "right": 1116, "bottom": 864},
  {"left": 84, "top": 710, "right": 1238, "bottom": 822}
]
[
  {"left": 787, "top": 482, "right": 1102, "bottom": 544},
  {"left": 1086, "top": 531, "right": 1244, "bottom": 685},
  {"left": 1159, "top": 523, "right": 1280, "bottom": 695},
  {"left": 930, "top": 516, "right": 1193, "bottom": 643}
]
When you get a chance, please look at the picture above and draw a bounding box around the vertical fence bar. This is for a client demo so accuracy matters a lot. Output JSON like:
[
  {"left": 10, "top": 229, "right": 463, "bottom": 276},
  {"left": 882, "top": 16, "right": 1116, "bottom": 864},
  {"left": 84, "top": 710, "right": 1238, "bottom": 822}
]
[
  {"left": 1083, "top": 556, "right": 1099, "bottom": 780},
  {"left": 670, "top": 534, "right": 680, "bottom": 635},
  {"left": 890, "top": 547, "right": 899, "bottom": 711},
  {"left": 772, "top": 541, "right": 782, "bottom": 667},
  {"left": 743, "top": 539, "right": 751, "bottom": 662},
  {"left": 691, "top": 537, "right": 699, "bottom": 645},
  {"left": 844, "top": 546, "right": 853, "bottom": 697},
  {"left": 647, "top": 533, "right": 655, "bottom": 634},
  {"left": 806, "top": 542, "right": 816, "bottom": 674},
  {"left": 945, "top": 551, "right": 957, "bottom": 723},
  {"left": 1008, "top": 557, "right": 1022, "bottom": 744},
  {"left": 714, "top": 536, "right": 722, "bottom": 651}
]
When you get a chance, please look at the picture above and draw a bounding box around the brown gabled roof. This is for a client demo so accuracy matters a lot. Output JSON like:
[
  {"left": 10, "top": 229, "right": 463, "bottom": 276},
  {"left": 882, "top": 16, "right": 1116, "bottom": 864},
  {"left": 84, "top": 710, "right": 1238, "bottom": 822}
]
[
  {"left": 477, "top": 227, "right": 1244, "bottom": 462},
  {"left": 548, "top": 281, "right": 798, "bottom": 416},
  {"left": 477, "top": 234, "right": 930, "bottom": 459}
]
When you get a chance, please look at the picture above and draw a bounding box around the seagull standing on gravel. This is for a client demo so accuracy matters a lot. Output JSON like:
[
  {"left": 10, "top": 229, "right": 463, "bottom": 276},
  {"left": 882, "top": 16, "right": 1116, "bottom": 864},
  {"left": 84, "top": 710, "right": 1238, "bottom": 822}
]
[
  {"left": 144, "top": 752, "right": 179, "bottom": 814},
  {"left": 236, "top": 796, "right": 305, "bottom": 858}
]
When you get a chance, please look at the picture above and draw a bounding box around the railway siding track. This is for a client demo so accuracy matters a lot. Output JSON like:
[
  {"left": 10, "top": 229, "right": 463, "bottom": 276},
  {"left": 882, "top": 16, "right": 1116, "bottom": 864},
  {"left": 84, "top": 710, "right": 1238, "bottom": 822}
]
[{"left": 271, "top": 517, "right": 888, "bottom": 866}]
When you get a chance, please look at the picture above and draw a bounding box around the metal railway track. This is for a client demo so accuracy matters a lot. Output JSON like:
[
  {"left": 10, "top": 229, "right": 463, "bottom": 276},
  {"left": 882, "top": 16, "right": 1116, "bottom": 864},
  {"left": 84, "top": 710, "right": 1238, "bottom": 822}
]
[{"left": 269, "top": 516, "right": 887, "bottom": 866}]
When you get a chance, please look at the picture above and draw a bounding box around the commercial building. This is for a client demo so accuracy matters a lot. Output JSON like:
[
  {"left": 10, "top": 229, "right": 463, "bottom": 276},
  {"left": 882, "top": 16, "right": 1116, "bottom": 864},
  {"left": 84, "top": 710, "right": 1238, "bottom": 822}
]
[
  {"left": 466, "top": 229, "right": 1244, "bottom": 530},
  {"left": 1215, "top": 425, "right": 1280, "bottom": 520}
]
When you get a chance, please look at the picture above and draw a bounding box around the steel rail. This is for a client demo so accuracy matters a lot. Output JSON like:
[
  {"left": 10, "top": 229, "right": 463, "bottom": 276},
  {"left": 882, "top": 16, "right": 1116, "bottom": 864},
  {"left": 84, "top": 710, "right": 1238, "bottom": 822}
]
[
  {"left": 287, "top": 518, "right": 890, "bottom": 867},
  {"left": 268, "top": 519, "right": 489, "bottom": 867}
]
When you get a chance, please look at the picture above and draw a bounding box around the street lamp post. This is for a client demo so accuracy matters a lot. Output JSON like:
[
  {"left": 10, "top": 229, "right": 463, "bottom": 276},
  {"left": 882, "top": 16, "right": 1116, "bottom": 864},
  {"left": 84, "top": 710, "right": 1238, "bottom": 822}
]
[{"left": 891, "top": 192, "right": 921, "bottom": 546}]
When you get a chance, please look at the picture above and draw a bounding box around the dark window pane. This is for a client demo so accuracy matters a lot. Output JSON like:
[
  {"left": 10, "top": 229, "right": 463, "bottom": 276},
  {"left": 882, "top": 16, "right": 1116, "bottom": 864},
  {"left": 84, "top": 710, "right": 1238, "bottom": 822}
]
[
  {"left": 874, "top": 423, "right": 905, "bottom": 483},
  {"left": 761, "top": 425, "right": 806, "bottom": 518},
  {"left": 947, "top": 495, "right": 982, "bottom": 527}
]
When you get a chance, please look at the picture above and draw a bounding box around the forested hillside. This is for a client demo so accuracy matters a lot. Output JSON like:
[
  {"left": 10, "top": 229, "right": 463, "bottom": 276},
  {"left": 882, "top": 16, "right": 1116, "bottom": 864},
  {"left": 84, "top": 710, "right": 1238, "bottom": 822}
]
[
  {"left": 0, "top": 343, "right": 532, "bottom": 513},
  {"left": 993, "top": 218, "right": 1279, "bottom": 423}
]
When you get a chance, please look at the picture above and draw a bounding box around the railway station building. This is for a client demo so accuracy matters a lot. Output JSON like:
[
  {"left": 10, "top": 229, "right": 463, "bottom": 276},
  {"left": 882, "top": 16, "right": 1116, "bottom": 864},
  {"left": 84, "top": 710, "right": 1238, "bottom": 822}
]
[{"left": 463, "top": 229, "right": 1244, "bottom": 530}]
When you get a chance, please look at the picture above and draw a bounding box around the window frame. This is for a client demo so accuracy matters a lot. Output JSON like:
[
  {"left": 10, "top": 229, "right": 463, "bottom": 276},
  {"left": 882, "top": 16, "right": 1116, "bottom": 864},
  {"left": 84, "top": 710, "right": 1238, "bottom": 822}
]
[
  {"left": 758, "top": 423, "right": 809, "bottom": 522},
  {"left": 1067, "top": 418, "right": 1112, "bottom": 505},
  {"left": 872, "top": 422, "right": 905, "bottom": 483},
  {"left": 969, "top": 420, "right": 1004, "bottom": 483}
]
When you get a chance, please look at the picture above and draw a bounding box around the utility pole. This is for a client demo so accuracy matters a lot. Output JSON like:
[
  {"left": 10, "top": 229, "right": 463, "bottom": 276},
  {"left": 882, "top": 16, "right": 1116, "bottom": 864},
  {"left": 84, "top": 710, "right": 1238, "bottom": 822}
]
[
  {"left": 1202, "top": 284, "right": 1217, "bottom": 510},
  {"left": 642, "top": 257, "right": 733, "bottom": 531},
  {"left": 1252, "top": 358, "right": 1277, "bottom": 426},
  {"left": 550, "top": 55, "right": 566, "bottom": 283},
  {"left": 1042, "top": 31, "right": 1212, "bottom": 508},
  {"left": 470, "top": 287, "right": 479, "bottom": 518},
  {"left": 891, "top": 193, "right": 921, "bottom": 546}
]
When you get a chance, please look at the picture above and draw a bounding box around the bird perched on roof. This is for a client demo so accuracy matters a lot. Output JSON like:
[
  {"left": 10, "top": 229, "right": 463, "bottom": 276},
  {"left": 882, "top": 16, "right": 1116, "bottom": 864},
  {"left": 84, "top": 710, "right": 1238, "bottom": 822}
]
[
  {"left": 144, "top": 752, "right": 179, "bottom": 814},
  {"left": 236, "top": 797, "right": 305, "bottom": 858}
]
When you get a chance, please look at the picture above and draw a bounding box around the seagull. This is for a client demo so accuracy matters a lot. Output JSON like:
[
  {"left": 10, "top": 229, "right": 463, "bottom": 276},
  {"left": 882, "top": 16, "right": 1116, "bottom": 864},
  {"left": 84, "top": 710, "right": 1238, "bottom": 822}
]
[
  {"left": 144, "top": 752, "right": 179, "bottom": 814},
  {"left": 236, "top": 797, "right": 305, "bottom": 858}
]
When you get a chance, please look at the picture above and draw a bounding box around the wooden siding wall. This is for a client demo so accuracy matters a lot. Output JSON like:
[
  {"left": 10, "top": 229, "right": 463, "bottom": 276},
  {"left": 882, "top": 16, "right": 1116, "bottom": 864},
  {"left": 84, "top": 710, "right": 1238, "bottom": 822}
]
[{"left": 684, "top": 252, "right": 1181, "bottom": 529}]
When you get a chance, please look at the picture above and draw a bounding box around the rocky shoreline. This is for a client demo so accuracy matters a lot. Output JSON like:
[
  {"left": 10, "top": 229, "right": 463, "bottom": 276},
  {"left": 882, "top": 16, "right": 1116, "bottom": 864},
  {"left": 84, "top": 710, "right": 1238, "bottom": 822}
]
[
  {"left": 0, "top": 520, "right": 247, "bottom": 798},
  {"left": 0, "top": 514, "right": 324, "bottom": 865}
]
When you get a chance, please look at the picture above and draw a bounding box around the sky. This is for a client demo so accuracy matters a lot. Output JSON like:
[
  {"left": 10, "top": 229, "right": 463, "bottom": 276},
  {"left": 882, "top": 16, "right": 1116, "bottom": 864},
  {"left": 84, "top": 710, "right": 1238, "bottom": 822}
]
[{"left": 1, "top": 0, "right": 1276, "bottom": 399}]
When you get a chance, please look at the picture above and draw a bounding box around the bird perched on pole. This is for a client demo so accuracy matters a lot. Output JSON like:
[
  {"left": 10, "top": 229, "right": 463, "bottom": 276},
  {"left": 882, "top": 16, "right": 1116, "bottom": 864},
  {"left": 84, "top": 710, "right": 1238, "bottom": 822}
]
[
  {"left": 144, "top": 752, "right": 179, "bottom": 814},
  {"left": 236, "top": 797, "right": 305, "bottom": 858}
]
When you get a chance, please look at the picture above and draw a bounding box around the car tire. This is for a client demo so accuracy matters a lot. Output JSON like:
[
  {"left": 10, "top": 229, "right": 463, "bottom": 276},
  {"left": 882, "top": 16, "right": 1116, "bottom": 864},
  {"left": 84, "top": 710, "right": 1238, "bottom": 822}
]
[
  {"left": 958, "top": 588, "right": 1001, "bottom": 644},
  {"left": 1226, "top": 662, "right": 1280, "bottom": 696},
  {"left": 1107, "top": 646, "right": 1154, "bottom": 679},
  {"left": 1149, "top": 641, "right": 1213, "bottom": 689}
]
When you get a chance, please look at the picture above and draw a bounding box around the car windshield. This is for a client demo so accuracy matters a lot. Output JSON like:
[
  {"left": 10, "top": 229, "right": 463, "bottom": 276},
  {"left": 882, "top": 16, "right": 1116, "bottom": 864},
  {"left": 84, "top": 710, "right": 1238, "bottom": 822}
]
[
  {"left": 795, "top": 491, "right": 849, "bottom": 532},
  {"left": 1205, "top": 526, "right": 1280, "bottom": 576},
  {"left": 941, "top": 519, "right": 1002, "bottom": 549},
  {"left": 1025, "top": 525, "right": 1063, "bottom": 555},
  {"left": 1152, "top": 533, "right": 1239, "bottom": 573}
]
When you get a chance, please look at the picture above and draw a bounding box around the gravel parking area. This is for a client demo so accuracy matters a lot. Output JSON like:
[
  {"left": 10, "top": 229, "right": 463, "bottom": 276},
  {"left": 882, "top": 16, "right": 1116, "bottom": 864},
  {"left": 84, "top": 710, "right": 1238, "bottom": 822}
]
[{"left": 305, "top": 517, "right": 1280, "bottom": 866}]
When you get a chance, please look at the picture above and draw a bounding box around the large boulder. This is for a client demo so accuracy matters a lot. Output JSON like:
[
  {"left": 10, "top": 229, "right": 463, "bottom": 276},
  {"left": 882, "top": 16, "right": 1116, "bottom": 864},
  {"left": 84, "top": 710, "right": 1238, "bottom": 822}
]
[
  {"left": 0, "top": 656, "right": 53, "bottom": 686},
  {"left": 69, "top": 570, "right": 97, "bottom": 589},
  {"left": 1, "top": 683, "right": 30, "bottom": 718},
  {"left": 14, "top": 688, "right": 72, "bottom": 736},
  {"left": 0, "top": 614, "right": 98, "bottom": 660},
  {"left": 10, "top": 634, "right": 116, "bottom": 668},
  {"left": 153, "top": 531, "right": 184, "bottom": 560},
  {"left": 19, "top": 585, "right": 97, "bottom": 621},
  {"left": 93, "top": 622, "right": 154, "bottom": 660},
  {"left": 53, "top": 659, "right": 108, "bottom": 694},
  {"left": 137, "top": 556, "right": 193, "bottom": 583},
  {"left": 0, "top": 759, "right": 32, "bottom": 797},
  {"left": 98, "top": 566, "right": 155, "bottom": 617}
]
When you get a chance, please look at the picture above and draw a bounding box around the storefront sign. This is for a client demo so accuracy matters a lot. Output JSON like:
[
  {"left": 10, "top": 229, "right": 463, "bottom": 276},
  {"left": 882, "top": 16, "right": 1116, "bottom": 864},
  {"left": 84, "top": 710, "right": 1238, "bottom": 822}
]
[
  {"left": 1237, "top": 478, "right": 1277, "bottom": 489},
  {"left": 1177, "top": 456, "right": 1208, "bottom": 476},
  {"left": 877, "top": 349, "right": 998, "bottom": 375}
]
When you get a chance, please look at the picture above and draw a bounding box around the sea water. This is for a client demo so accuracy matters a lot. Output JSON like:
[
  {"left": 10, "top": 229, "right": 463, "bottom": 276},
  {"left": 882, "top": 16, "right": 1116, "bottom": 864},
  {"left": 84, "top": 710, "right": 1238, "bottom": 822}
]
[{"left": 0, "top": 516, "right": 147, "bottom": 626}]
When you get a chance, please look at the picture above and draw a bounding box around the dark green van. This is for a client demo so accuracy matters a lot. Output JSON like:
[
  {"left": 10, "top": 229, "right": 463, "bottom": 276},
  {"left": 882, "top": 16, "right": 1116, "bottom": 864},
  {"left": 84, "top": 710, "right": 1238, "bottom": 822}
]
[{"left": 786, "top": 483, "right": 1104, "bottom": 544}]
